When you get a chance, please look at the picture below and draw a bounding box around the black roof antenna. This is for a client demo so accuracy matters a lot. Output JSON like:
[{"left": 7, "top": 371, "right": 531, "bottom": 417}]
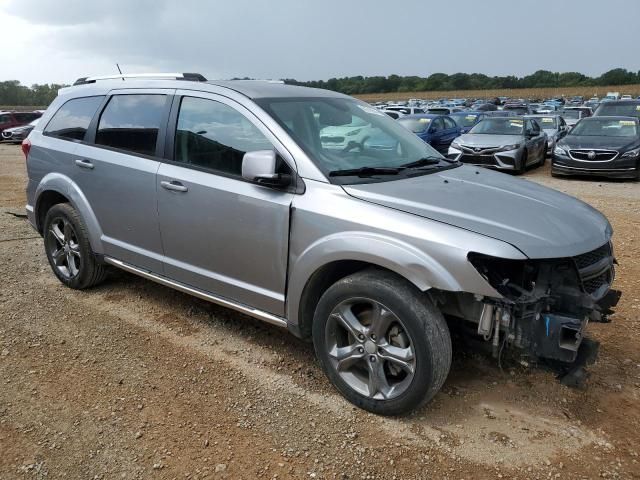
[{"left": 116, "top": 64, "right": 124, "bottom": 81}]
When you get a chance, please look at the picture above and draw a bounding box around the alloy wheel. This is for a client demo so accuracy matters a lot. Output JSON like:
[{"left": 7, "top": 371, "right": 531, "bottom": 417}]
[
  {"left": 325, "top": 297, "right": 416, "bottom": 400},
  {"left": 46, "top": 217, "right": 81, "bottom": 279}
]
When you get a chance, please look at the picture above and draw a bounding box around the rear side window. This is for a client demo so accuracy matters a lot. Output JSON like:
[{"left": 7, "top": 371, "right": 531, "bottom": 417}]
[
  {"left": 95, "top": 94, "right": 167, "bottom": 156},
  {"left": 0, "top": 114, "right": 13, "bottom": 124},
  {"left": 44, "top": 96, "right": 104, "bottom": 141},
  {"left": 174, "top": 96, "right": 273, "bottom": 176},
  {"left": 443, "top": 117, "right": 456, "bottom": 129}
]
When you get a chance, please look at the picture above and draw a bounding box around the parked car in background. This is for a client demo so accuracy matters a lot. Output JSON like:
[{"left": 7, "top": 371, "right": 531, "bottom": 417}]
[
  {"left": 397, "top": 114, "right": 460, "bottom": 154},
  {"left": 502, "top": 103, "right": 532, "bottom": 115},
  {"left": 448, "top": 117, "right": 547, "bottom": 173},
  {"left": 561, "top": 107, "right": 592, "bottom": 128},
  {"left": 319, "top": 115, "right": 371, "bottom": 151},
  {"left": 536, "top": 104, "right": 558, "bottom": 114},
  {"left": 525, "top": 114, "right": 569, "bottom": 154},
  {"left": 584, "top": 99, "right": 600, "bottom": 112},
  {"left": 384, "top": 106, "right": 426, "bottom": 115},
  {"left": 449, "top": 111, "right": 486, "bottom": 134},
  {"left": 474, "top": 103, "right": 498, "bottom": 112},
  {"left": 621, "top": 95, "right": 633, "bottom": 100},
  {"left": 605, "top": 92, "right": 620, "bottom": 101},
  {"left": 426, "top": 106, "right": 463, "bottom": 115},
  {"left": 1, "top": 118, "right": 39, "bottom": 143},
  {"left": 0, "top": 111, "right": 42, "bottom": 134},
  {"left": 381, "top": 109, "right": 405, "bottom": 120},
  {"left": 552, "top": 116, "right": 640, "bottom": 179},
  {"left": 594, "top": 100, "right": 640, "bottom": 120}
]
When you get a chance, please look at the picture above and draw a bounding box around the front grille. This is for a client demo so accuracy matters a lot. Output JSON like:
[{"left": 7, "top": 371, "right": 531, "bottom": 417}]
[
  {"left": 583, "top": 271, "right": 612, "bottom": 294},
  {"left": 321, "top": 136, "right": 344, "bottom": 144},
  {"left": 459, "top": 154, "right": 497, "bottom": 166},
  {"left": 460, "top": 145, "right": 500, "bottom": 155},
  {"left": 572, "top": 243, "right": 614, "bottom": 297},
  {"left": 573, "top": 243, "right": 612, "bottom": 270},
  {"left": 569, "top": 149, "right": 618, "bottom": 161}
]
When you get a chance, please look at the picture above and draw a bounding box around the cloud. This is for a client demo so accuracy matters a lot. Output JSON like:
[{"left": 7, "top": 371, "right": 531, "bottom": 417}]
[{"left": 2, "top": 0, "right": 640, "bottom": 85}]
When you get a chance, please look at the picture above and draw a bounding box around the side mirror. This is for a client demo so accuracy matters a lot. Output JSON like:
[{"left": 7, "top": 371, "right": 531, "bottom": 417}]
[{"left": 241, "top": 150, "right": 291, "bottom": 188}]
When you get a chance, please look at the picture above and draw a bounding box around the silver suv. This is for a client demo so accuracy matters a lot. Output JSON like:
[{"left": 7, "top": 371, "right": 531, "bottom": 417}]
[{"left": 24, "top": 73, "right": 617, "bottom": 415}]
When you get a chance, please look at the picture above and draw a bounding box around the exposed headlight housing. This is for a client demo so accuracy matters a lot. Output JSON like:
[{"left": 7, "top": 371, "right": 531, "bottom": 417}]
[
  {"left": 554, "top": 145, "right": 568, "bottom": 156},
  {"left": 621, "top": 147, "right": 640, "bottom": 158},
  {"left": 450, "top": 141, "right": 462, "bottom": 149},
  {"left": 345, "top": 128, "right": 362, "bottom": 136}
]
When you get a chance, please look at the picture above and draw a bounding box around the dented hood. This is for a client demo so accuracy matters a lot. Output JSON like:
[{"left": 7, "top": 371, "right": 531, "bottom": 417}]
[{"left": 343, "top": 166, "right": 611, "bottom": 259}]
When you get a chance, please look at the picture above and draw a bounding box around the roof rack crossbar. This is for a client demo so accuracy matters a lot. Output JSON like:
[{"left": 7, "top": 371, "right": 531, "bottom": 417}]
[{"left": 73, "top": 72, "right": 207, "bottom": 86}]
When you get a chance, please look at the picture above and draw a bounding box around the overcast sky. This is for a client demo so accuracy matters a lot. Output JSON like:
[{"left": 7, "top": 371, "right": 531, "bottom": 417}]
[{"left": 1, "top": 0, "right": 639, "bottom": 86}]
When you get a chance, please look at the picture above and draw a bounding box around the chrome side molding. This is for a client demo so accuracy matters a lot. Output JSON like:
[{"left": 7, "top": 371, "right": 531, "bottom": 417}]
[{"left": 103, "top": 256, "right": 288, "bottom": 328}]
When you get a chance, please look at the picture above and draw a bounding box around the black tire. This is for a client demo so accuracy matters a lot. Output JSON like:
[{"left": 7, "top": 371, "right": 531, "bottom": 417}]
[
  {"left": 516, "top": 150, "right": 528, "bottom": 174},
  {"left": 43, "top": 203, "right": 107, "bottom": 289},
  {"left": 539, "top": 144, "right": 548, "bottom": 167},
  {"left": 312, "top": 269, "right": 452, "bottom": 416}
]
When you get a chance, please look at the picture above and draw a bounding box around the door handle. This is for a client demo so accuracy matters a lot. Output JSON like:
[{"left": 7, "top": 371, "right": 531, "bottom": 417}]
[
  {"left": 75, "top": 159, "right": 94, "bottom": 169},
  {"left": 160, "top": 180, "right": 188, "bottom": 192}
]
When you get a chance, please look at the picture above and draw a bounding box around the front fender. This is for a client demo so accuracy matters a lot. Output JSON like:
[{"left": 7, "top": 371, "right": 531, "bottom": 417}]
[
  {"left": 35, "top": 173, "right": 104, "bottom": 254},
  {"left": 286, "top": 231, "right": 463, "bottom": 326}
]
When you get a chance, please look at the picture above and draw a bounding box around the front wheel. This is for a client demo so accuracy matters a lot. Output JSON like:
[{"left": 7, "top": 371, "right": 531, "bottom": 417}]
[
  {"left": 516, "top": 149, "right": 528, "bottom": 175},
  {"left": 312, "top": 269, "right": 452, "bottom": 415}
]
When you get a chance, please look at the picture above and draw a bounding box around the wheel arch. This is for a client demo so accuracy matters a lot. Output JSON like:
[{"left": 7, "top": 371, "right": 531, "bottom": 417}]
[
  {"left": 286, "top": 232, "right": 463, "bottom": 339},
  {"left": 34, "top": 173, "right": 104, "bottom": 254}
]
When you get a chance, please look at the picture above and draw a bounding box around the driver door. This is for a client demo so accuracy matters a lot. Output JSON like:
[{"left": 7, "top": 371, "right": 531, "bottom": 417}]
[{"left": 157, "top": 93, "right": 296, "bottom": 316}]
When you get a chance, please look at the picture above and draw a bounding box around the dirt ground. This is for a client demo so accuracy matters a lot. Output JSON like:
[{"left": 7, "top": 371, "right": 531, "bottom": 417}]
[{"left": 0, "top": 143, "right": 639, "bottom": 479}]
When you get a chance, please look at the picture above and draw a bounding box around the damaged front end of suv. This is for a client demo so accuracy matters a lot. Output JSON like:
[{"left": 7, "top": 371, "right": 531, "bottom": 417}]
[{"left": 439, "top": 242, "right": 620, "bottom": 380}]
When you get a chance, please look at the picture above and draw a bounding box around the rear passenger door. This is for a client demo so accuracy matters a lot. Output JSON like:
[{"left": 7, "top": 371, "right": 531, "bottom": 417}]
[
  {"left": 429, "top": 117, "right": 446, "bottom": 152},
  {"left": 72, "top": 89, "right": 173, "bottom": 273},
  {"left": 156, "top": 92, "right": 295, "bottom": 316},
  {"left": 441, "top": 116, "right": 459, "bottom": 146}
]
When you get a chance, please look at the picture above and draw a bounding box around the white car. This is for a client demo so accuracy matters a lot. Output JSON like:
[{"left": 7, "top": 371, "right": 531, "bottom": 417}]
[{"left": 320, "top": 116, "right": 371, "bottom": 149}]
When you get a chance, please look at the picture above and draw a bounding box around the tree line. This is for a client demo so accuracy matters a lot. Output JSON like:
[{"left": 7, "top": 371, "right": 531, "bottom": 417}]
[
  {"left": 283, "top": 68, "right": 640, "bottom": 95},
  {"left": 2, "top": 68, "right": 640, "bottom": 106}
]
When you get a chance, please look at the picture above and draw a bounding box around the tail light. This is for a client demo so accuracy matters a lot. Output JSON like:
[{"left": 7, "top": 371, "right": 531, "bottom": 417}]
[{"left": 21, "top": 138, "right": 31, "bottom": 159}]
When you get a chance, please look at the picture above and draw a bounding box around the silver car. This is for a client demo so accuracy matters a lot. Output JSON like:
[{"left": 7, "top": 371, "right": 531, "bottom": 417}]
[
  {"left": 448, "top": 117, "right": 548, "bottom": 173},
  {"left": 525, "top": 114, "right": 570, "bottom": 154},
  {"left": 24, "top": 73, "right": 617, "bottom": 415}
]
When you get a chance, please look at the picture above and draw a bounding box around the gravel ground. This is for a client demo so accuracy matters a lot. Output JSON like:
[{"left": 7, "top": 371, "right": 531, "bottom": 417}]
[{"left": 1, "top": 143, "right": 639, "bottom": 479}]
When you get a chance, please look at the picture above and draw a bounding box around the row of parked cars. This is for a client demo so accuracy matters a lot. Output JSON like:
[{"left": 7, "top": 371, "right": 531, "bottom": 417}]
[{"left": 373, "top": 98, "right": 640, "bottom": 180}]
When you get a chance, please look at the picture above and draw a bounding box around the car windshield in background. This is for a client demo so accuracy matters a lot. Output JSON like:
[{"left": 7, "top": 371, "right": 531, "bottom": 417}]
[
  {"left": 398, "top": 117, "right": 431, "bottom": 133},
  {"left": 562, "top": 110, "right": 581, "bottom": 119},
  {"left": 256, "top": 97, "right": 457, "bottom": 183},
  {"left": 469, "top": 118, "right": 524, "bottom": 135},
  {"left": 596, "top": 103, "right": 640, "bottom": 118},
  {"left": 450, "top": 113, "right": 479, "bottom": 127},
  {"left": 536, "top": 117, "right": 557, "bottom": 128},
  {"left": 569, "top": 119, "right": 638, "bottom": 137}
]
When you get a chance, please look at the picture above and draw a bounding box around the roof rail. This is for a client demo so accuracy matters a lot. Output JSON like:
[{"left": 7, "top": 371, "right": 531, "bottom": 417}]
[{"left": 72, "top": 72, "right": 207, "bottom": 86}]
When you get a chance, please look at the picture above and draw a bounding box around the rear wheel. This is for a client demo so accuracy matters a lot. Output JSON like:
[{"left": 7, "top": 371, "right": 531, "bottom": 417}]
[
  {"left": 312, "top": 269, "right": 452, "bottom": 415},
  {"left": 539, "top": 143, "right": 548, "bottom": 167},
  {"left": 43, "top": 203, "right": 107, "bottom": 289}
]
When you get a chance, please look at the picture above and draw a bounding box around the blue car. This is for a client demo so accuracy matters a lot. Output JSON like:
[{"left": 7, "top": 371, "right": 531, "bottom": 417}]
[
  {"left": 449, "top": 111, "right": 486, "bottom": 134},
  {"left": 397, "top": 114, "right": 460, "bottom": 154}
]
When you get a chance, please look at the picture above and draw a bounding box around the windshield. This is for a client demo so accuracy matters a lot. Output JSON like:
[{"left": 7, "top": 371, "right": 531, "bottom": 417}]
[
  {"left": 562, "top": 110, "right": 581, "bottom": 119},
  {"left": 469, "top": 118, "right": 524, "bottom": 135},
  {"left": 397, "top": 117, "right": 431, "bottom": 133},
  {"left": 569, "top": 119, "right": 637, "bottom": 137},
  {"left": 595, "top": 103, "right": 640, "bottom": 118},
  {"left": 256, "top": 97, "right": 456, "bottom": 184},
  {"left": 534, "top": 116, "right": 557, "bottom": 128},
  {"left": 450, "top": 113, "right": 479, "bottom": 127}
]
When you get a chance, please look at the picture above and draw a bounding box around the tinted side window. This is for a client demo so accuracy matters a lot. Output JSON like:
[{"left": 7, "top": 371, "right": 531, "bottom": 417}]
[
  {"left": 44, "top": 96, "right": 104, "bottom": 141},
  {"left": 96, "top": 94, "right": 167, "bottom": 156},
  {"left": 174, "top": 96, "right": 273, "bottom": 176},
  {"left": 432, "top": 117, "right": 444, "bottom": 131},
  {"left": 0, "top": 114, "right": 13, "bottom": 124}
]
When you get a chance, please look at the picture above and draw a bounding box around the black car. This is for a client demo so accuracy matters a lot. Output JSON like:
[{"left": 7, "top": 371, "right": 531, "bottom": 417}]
[
  {"left": 593, "top": 100, "right": 640, "bottom": 120},
  {"left": 552, "top": 116, "right": 640, "bottom": 179}
]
